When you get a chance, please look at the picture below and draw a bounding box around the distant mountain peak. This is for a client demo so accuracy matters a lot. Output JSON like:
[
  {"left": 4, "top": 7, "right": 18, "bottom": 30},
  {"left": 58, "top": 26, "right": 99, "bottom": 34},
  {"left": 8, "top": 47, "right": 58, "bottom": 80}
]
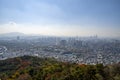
[{"left": 0, "top": 32, "right": 25, "bottom": 37}]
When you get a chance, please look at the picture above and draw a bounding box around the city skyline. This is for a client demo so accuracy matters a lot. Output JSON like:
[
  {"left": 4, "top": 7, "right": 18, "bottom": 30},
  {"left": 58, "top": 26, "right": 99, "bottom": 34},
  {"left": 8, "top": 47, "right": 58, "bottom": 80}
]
[{"left": 0, "top": 0, "right": 120, "bottom": 37}]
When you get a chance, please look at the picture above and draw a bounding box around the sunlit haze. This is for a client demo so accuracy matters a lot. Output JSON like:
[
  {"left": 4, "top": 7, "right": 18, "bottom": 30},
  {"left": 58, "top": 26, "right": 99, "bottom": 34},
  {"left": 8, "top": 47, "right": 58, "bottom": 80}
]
[{"left": 0, "top": 0, "right": 120, "bottom": 37}]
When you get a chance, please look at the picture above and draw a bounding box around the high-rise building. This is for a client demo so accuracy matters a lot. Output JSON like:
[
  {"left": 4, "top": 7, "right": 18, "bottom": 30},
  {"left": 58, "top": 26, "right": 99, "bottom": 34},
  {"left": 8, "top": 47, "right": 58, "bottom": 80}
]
[
  {"left": 97, "top": 54, "right": 103, "bottom": 64},
  {"left": 17, "top": 36, "right": 20, "bottom": 40}
]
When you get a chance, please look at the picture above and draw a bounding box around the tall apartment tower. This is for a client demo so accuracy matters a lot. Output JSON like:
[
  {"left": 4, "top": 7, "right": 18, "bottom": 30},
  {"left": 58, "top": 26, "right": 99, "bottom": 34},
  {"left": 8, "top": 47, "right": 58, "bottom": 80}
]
[
  {"left": 97, "top": 54, "right": 103, "bottom": 64},
  {"left": 17, "top": 36, "right": 20, "bottom": 40}
]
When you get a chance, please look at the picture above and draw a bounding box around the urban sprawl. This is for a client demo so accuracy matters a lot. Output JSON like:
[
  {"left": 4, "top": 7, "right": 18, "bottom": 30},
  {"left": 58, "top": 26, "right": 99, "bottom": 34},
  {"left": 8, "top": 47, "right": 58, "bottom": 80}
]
[{"left": 0, "top": 36, "right": 120, "bottom": 65}]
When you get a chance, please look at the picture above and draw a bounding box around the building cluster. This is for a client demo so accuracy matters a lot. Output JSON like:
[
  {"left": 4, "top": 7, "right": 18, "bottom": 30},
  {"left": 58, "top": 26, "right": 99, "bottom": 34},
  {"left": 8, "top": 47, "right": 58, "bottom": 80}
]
[{"left": 0, "top": 36, "right": 120, "bottom": 65}]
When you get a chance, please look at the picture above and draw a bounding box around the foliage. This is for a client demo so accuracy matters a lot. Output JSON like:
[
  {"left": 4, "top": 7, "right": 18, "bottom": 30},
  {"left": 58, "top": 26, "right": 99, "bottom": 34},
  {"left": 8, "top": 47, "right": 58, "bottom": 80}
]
[{"left": 0, "top": 56, "right": 120, "bottom": 80}]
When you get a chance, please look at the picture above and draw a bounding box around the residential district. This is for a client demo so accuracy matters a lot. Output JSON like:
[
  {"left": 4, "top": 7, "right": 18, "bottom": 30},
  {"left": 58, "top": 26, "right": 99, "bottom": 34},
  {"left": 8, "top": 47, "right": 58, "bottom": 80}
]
[{"left": 0, "top": 36, "right": 120, "bottom": 65}]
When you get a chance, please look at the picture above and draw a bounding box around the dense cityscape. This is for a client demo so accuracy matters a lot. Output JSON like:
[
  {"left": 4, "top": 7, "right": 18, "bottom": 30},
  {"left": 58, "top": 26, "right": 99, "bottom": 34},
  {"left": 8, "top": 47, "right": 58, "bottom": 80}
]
[
  {"left": 0, "top": 0, "right": 120, "bottom": 79},
  {"left": 0, "top": 34, "right": 120, "bottom": 65}
]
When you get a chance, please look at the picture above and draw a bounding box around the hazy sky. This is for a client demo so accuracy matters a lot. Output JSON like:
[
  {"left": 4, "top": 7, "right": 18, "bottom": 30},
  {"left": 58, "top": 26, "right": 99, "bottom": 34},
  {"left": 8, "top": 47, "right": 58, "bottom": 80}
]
[{"left": 0, "top": 0, "right": 120, "bottom": 37}]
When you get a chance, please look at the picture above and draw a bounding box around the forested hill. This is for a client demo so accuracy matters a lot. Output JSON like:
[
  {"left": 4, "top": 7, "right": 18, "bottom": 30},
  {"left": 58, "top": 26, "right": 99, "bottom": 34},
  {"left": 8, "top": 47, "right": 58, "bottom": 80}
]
[{"left": 0, "top": 56, "right": 120, "bottom": 80}]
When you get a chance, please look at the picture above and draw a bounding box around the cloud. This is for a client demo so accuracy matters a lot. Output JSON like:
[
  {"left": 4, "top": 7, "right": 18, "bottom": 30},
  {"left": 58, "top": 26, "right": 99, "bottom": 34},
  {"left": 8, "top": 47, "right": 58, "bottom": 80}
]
[
  {"left": 25, "top": 1, "right": 63, "bottom": 16},
  {"left": 0, "top": 0, "right": 65, "bottom": 24},
  {"left": 0, "top": 21, "right": 120, "bottom": 37}
]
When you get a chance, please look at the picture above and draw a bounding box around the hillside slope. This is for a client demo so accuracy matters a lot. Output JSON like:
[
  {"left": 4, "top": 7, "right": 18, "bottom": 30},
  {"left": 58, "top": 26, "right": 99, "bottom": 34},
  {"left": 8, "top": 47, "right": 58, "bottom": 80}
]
[{"left": 0, "top": 56, "right": 120, "bottom": 80}]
